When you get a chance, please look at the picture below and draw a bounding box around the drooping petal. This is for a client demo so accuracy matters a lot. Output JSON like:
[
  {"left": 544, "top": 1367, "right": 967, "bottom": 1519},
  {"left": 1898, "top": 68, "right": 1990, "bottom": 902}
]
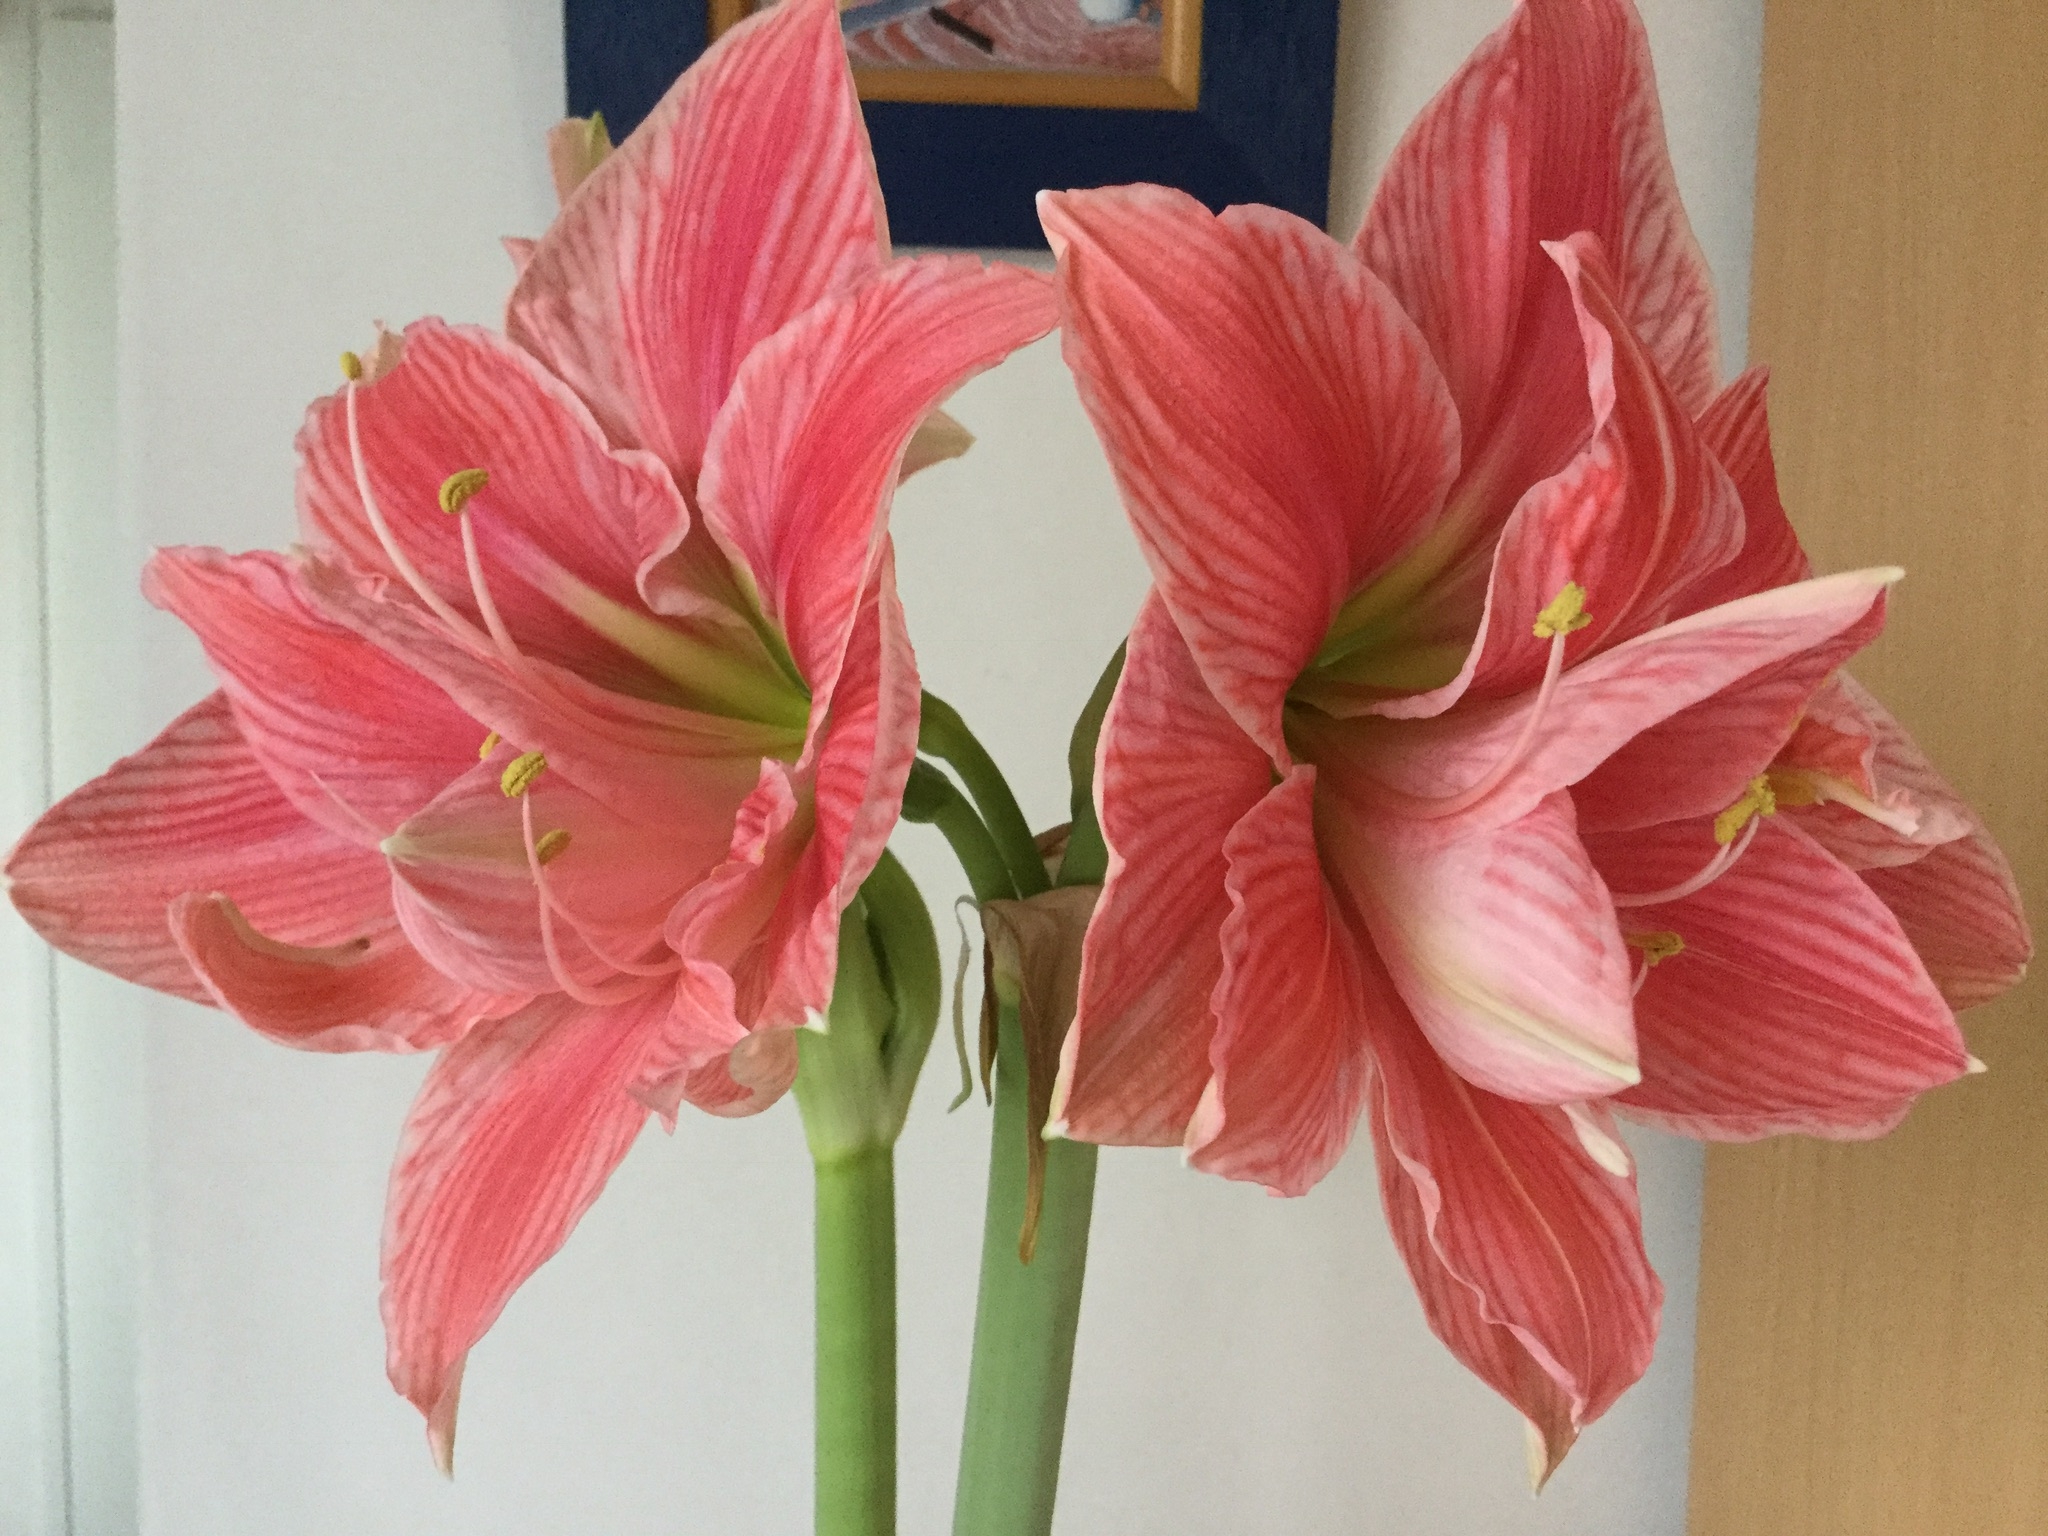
[
  {"left": 1358, "top": 0, "right": 1716, "bottom": 466},
  {"left": 1040, "top": 184, "right": 1461, "bottom": 759},
  {"left": 295, "top": 554, "right": 775, "bottom": 834},
  {"left": 1339, "top": 571, "right": 1895, "bottom": 834},
  {"left": 1421, "top": 233, "right": 1746, "bottom": 708},
  {"left": 1587, "top": 816, "right": 1970, "bottom": 1139},
  {"left": 1686, "top": 366, "right": 1809, "bottom": 604},
  {"left": 294, "top": 320, "right": 767, "bottom": 701},
  {"left": 1184, "top": 768, "right": 1379, "bottom": 1196},
  {"left": 1369, "top": 1008, "right": 1660, "bottom": 1484},
  {"left": 505, "top": 0, "right": 889, "bottom": 482},
  {"left": 170, "top": 892, "right": 524, "bottom": 1054},
  {"left": 1056, "top": 593, "right": 1273, "bottom": 1146},
  {"left": 6, "top": 693, "right": 404, "bottom": 1005},
  {"left": 381, "top": 989, "right": 664, "bottom": 1471},
  {"left": 1860, "top": 831, "right": 2031, "bottom": 1011},
  {"left": 144, "top": 547, "right": 480, "bottom": 842},
  {"left": 1325, "top": 789, "right": 1638, "bottom": 1104},
  {"left": 697, "top": 256, "right": 1055, "bottom": 718}
]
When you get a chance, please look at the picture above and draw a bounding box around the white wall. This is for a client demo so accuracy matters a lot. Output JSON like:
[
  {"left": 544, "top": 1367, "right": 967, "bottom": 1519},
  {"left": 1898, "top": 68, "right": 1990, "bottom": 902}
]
[{"left": 82, "top": 1, "right": 1761, "bottom": 1531}]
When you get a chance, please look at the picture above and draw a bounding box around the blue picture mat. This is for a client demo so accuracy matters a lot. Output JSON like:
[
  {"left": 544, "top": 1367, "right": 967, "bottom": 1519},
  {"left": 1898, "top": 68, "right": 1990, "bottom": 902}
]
[{"left": 563, "top": 0, "right": 1341, "bottom": 248}]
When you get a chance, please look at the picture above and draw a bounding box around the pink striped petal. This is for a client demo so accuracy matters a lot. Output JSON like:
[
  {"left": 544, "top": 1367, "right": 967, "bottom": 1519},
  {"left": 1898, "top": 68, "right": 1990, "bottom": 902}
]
[
  {"left": 1358, "top": 0, "right": 1716, "bottom": 460},
  {"left": 1369, "top": 1005, "right": 1660, "bottom": 1483},
  {"left": 144, "top": 548, "right": 479, "bottom": 842},
  {"left": 1788, "top": 675, "right": 1974, "bottom": 867},
  {"left": 294, "top": 554, "right": 774, "bottom": 834},
  {"left": 1056, "top": 594, "right": 1273, "bottom": 1146},
  {"left": 1588, "top": 816, "right": 1969, "bottom": 1139},
  {"left": 1326, "top": 790, "right": 1637, "bottom": 1104},
  {"left": 697, "top": 256, "right": 1055, "bottom": 715},
  {"left": 1436, "top": 233, "right": 1746, "bottom": 706},
  {"left": 1184, "top": 768, "right": 1379, "bottom": 1195},
  {"left": 639, "top": 565, "right": 919, "bottom": 1116},
  {"left": 296, "top": 320, "right": 724, "bottom": 692},
  {"left": 7, "top": 694, "right": 400, "bottom": 1006},
  {"left": 1686, "top": 366, "right": 1810, "bottom": 604},
  {"left": 382, "top": 989, "right": 664, "bottom": 1471},
  {"left": 505, "top": 0, "right": 888, "bottom": 482},
  {"left": 170, "top": 892, "right": 523, "bottom": 1053},
  {"left": 1862, "top": 831, "right": 2031, "bottom": 1011},
  {"left": 1040, "top": 185, "right": 1460, "bottom": 759},
  {"left": 1344, "top": 572, "right": 1894, "bottom": 834}
]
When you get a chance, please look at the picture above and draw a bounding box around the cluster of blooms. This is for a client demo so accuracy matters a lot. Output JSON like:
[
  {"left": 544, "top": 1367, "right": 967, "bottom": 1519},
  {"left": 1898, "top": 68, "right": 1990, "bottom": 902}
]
[{"left": 7, "top": 0, "right": 2025, "bottom": 1480}]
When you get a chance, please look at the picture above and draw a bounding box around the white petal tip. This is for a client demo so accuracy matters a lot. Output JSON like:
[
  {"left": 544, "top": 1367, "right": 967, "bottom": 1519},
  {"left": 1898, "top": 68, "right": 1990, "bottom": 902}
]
[
  {"left": 802, "top": 1008, "right": 830, "bottom": 1036},
  {"left": 1042, "top": 1118, "right": 1069, "bottom": 1141},
  {"left": 1966, "top": 1055, "right": 1990, "bottom": 1076}
]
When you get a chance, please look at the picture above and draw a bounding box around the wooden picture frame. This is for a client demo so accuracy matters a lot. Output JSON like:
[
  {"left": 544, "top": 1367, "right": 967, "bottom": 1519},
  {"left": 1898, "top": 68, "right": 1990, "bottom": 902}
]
[
  {"left": 708, "top": 1, "right": 1203, "bottom": 111},
  {"left": 565, "top": 0, "right": 1341, "bottom": 249}
]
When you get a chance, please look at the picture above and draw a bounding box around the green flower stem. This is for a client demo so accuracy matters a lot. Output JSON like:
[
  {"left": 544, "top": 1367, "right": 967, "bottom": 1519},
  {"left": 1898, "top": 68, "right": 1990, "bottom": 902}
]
[
  {"left": 813, "top": 1147, "right": 897, "bottom": 1536},
  {"left": 902, "top": 758, "right": 1018, "bottom": 905},
  {"left": 951, "top": 1004, "right": 1098, "bottom": 1536},
  {"left": 920, "top": 692, "right": 1050, "bottom": 898}
]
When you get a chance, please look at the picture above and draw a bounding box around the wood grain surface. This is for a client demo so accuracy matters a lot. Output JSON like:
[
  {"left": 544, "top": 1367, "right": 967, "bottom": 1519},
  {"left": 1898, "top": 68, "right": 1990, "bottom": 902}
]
[{"left": 1688, "top": 3, "right": 2048, "bottom": 1533}]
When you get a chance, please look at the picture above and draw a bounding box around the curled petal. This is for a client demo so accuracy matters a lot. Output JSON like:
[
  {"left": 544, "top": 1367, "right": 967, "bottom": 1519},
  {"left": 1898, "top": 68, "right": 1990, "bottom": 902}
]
[
  {"left": 1369, "top": 1009, "right": 1660, "bottom": 1485},
  {"left": 1057, "top": 595, "right": 1273, "bottom": 1146}
]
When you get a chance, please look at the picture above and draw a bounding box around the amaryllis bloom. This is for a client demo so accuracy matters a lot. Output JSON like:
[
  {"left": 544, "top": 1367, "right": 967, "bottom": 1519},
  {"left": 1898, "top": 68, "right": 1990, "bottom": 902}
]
[
  {"left": 7, "top": 0, "right": 1054, "bottom": 1467},
  {"left": 1040, "top": 0, "right": 2015, "bottom": 1473}
]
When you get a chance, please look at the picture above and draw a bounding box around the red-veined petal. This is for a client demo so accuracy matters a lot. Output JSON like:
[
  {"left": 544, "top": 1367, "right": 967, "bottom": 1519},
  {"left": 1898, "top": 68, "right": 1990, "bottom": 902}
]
[
  {"left": 1057, "top": 593, "right": 1272, "bottom": 1146},
  {"left": 1040, "top": 184, "right": 1460, "bottom": 760},
  {"left": 1686, "top": 366, "right": 1810, "bottom": 604},
  {"left": 1861, "top": 830, "right": 2030, "bottom": 1011},
  {"left": 505, "top": 0, "right": 888, "bottom": 481},
  {"left": 1588, "top": 816, "right": 1970, "bottom": 1138},
  {"left": 1185, "top": 768, "right": 1378, "bottom": 1195},
  {"left": 381, "top": 988, "right": 665, "bottom": 1472}
]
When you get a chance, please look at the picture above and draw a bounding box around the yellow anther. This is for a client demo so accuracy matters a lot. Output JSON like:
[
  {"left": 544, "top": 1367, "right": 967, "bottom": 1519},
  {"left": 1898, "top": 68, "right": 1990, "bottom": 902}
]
[
  {"left": 1532, "top": 581, "right": 1592, "bottom": 640},
  {"left": 478, "top": 731, "right": 501, "bottom": 761},
  {"left": 586, "top": 110, "right": 611, "bottom": 157},
  {"left": 500, "top": 750, "right": 547, "bottom": 798},
  {"left": 1625, "top": 931, "right": 1685, "bottom": 966},
  {"left": 340, "top": 350, "right": 364, "bottom": 382},
  {"left": 438, "top": 467, "right": 490, "bottom": 516},
  {"left": 534, "top": 829, "right": 572, "bottom": 865},
  {"left": 1713, "top": 775, "right": 1778, "bottom": 845}
]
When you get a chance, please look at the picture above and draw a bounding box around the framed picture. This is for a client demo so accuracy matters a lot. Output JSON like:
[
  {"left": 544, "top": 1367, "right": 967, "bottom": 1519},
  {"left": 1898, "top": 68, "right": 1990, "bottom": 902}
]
[
  {"left": 710, "top": 0, "right": 1203, "bottom": 111},
  {"left": 564, "top": 0, "right": 1341, "bottom": 248}
]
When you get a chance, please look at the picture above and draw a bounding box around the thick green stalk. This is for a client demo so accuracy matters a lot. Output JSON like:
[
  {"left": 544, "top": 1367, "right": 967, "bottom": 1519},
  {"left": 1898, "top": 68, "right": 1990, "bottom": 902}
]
[
  {"left": 814, "top": 1148, "right": 896, "bottom": 1536},
  {"left": 952, "top": 1006, "right": 1098, "bottom": 1536},
  {"left": 920, "top": 692, "right": 1050, "bottom": 897}
]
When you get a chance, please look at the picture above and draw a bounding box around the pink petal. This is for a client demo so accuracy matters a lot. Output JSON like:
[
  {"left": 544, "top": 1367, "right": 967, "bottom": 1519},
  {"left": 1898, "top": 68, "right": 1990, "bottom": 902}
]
[
  {"left": 505, "top": 0, "right": 888, "bottom": 483},
  {"left": 640, "top": 563, "right": 920, "bottom": 1116},
  {"left": 144, "top": 547, "right": 480, "bottom": 842},
  {"left": 1861, "top": 831, "right": 2031, "bottom": 1011},
  {"left": 1184, "top": 768, "right": 1378, "bottom": 1195},
  {"left": 1358, "top": 0, "right": 1716, "bottom": 462},
  {"left": 1325, "top": 790, "right": 1638, "bottom": 1104},
  {"left": 1039, "top": 184, "right": 1460, "bottom": 759},
  {"left": 1789, "top": 675, "right": 1976, "bottom": 867},
  {"left": 1344, "top": 571, "right": 1896, "bottom": 833},
  {"left": 382, "top": 989, "right": 665, "bottom": 1469},
  {"left": 295, "top": 553, "right": 772, "bottom": 834},
  {"left": 1425, "top": 232, "right": 1746, "bottom": 708},
  {"left": 7, "top": 694, "right": 403, "bottom": 1005},
  {"left": 697, "top": 255, "right": 1055, "bottom": 717},
  {"left": 295, "top": 319, "right": 725, "bottom": 694},
  {"left": 1057, "top": 593, "right": 1273, "bottom": 1146},
  {"left": 1587, "top": 816, "right": 1970, "bottom": 1138},
  {"left": 1369, "top": 1003, "right": 1660, "bottom": 1483},
  {"left": 170, "top": 892, "right": 524, "bottom": 1053},
  {"left": 1686, "top": 366, "right": 1810, "bottom": 604}
]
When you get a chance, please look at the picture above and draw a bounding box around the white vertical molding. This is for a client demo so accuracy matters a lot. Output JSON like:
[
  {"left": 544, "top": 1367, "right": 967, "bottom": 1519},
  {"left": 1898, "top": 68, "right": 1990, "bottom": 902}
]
[
  {"left": 0, "top": 0, "right": 73, "bottom": 1530},
  {"left": 39, "top": 3, "right": 137, "bottom": 1533}
]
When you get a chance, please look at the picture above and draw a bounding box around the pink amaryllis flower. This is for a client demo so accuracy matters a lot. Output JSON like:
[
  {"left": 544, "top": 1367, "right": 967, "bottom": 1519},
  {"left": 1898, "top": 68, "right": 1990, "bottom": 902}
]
[
  {"left": 1041, "top": 0, "right": 2017, "bottom": 1474},
  {"left": 6, "top": 0, "right": 1054, "bottom": 1468}
]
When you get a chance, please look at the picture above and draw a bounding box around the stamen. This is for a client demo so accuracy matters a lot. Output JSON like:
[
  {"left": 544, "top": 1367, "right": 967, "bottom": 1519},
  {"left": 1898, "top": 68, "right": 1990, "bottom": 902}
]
[
  {"left": 457, "top": 507, "right": 537, "bottom": 674},
  {"left": 518, "top": 795, "right": 676, "bottom": 999},
  {"left": 478, "top": 731, "right": 501, "bottom": 760},
  {"left": 1612, "top": 786, "right": 1773, "bottom": 910},
  {"left": 534, "top": 828, "right": 571, "bottom": 864},
  {"left": 500, "top": 751, "right": 547, "bottom": 798},
  {"left": 438, "top": 468, "right": 490, "bottom": 516},
  {"left": 1626, "top": 930, "right": 1684, "bottom": 995},
  {"left": 340, "top": 350, "right": 364, "bottom": 382},
  {"left": 343, "top": 380, "right": 490, "bottom": 646},
  {"left": 1400, "top": 583, "right": 1588, "bottom": 820}
]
